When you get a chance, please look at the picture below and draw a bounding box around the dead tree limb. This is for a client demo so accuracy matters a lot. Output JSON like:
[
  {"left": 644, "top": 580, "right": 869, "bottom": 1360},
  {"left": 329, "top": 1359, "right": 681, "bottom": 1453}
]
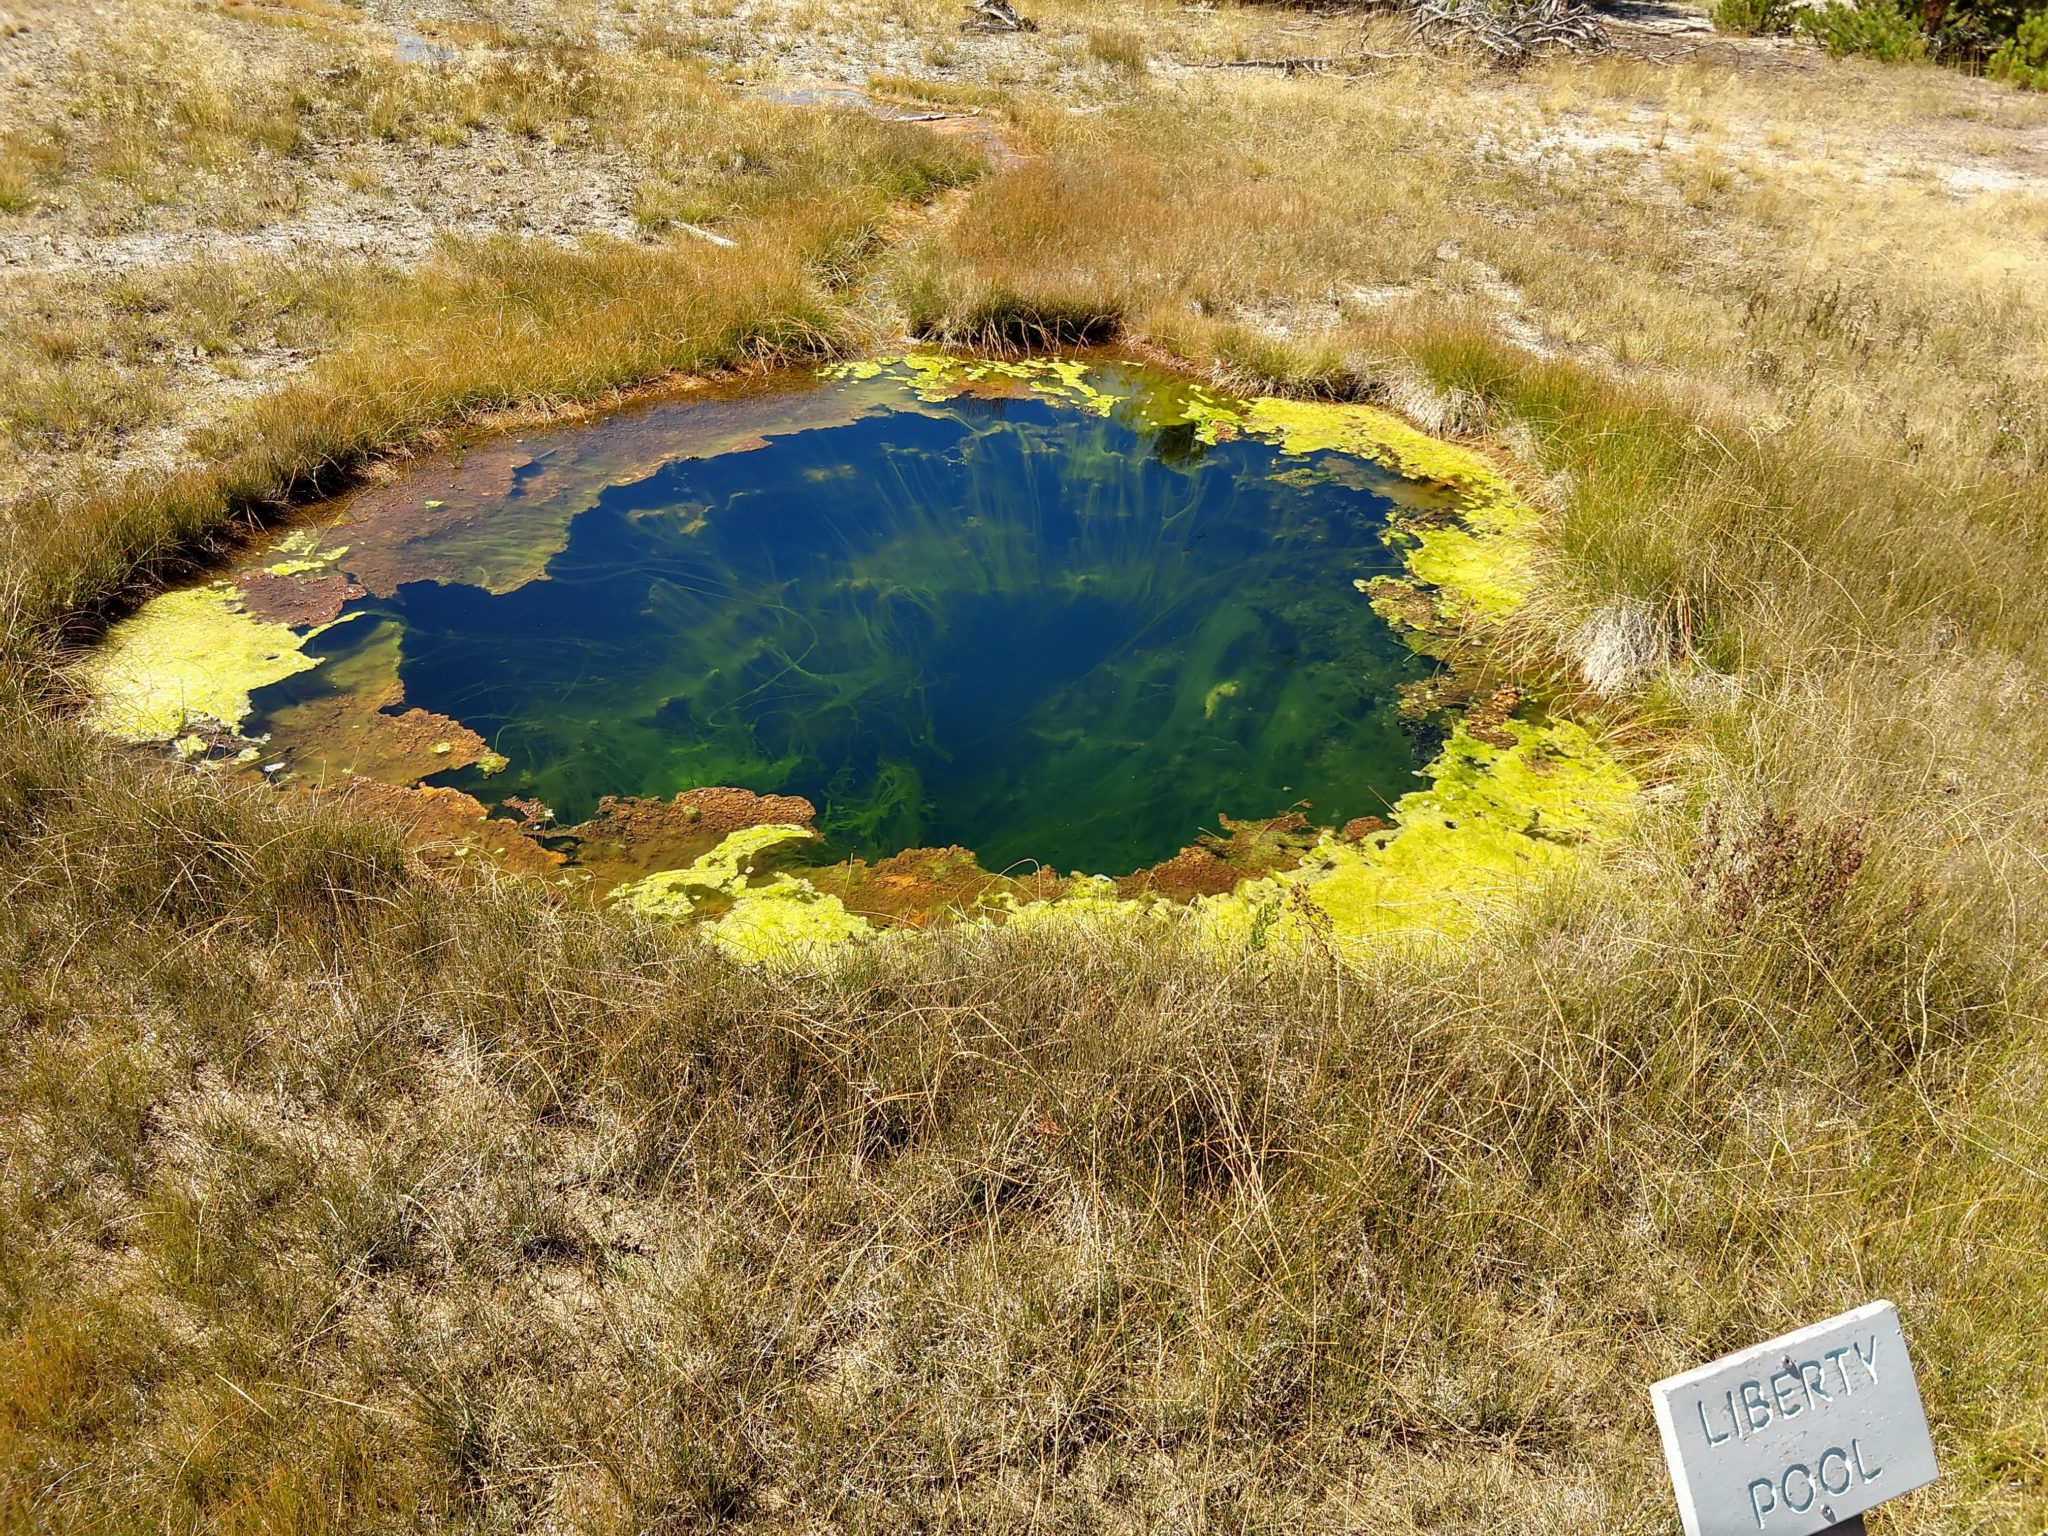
[
  {"left": 961, "top": 0, "right": 1038, "bottom": 33},
  {"left": 1407, "top": 0, "right": 1609, "bottom": 63}
]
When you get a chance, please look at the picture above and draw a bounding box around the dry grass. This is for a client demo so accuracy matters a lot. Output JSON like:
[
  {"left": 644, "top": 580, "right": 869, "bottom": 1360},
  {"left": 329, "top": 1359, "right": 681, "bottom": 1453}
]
[
  {"left": 0, "top": 0, "right": 981, "bottom": 513},
  {"left": 2, "top": 0, "right": 2046, "bottom": 1531},
  {"left": 1, "top": 672, "right": 2040, "bottom": 1529},
  {"left": 1085, "top": 26, "right": 1149, "bottom": 71}
]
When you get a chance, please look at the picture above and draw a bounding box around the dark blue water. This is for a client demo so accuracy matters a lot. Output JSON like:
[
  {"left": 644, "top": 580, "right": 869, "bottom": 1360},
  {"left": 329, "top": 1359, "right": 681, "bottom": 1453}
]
[{"left": 275, "top": 370, "right": 1434, "bottom": 874}]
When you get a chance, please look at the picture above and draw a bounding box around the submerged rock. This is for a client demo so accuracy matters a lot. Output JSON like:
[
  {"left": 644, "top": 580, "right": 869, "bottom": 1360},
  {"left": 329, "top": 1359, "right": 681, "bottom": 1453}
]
[
  {"left": 331, "top": 780, "right": 567, "bottom": 876},
  {"left": 258, "top": 616, "right": 495, "bottom": 786},
  {"left": 237, "top": 570, "right": 366, "bottom": 628}
]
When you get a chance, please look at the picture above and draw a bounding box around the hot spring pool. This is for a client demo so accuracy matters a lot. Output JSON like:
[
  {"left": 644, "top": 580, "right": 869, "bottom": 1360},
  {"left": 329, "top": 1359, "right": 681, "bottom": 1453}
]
[{"left": 82, "top": 356, "right": 1496, "bottom": 879}]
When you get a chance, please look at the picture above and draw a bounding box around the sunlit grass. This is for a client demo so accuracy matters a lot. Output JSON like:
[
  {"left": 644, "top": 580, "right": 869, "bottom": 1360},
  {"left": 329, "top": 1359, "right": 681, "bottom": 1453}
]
[{"left": 1, "top": 0, "right": 2045, "bottom": 1530}]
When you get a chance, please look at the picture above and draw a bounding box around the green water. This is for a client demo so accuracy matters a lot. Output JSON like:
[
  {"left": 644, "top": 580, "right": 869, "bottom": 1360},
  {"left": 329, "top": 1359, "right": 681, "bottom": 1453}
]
[{"left": 254, "top": 363, "right": 1437, "bottom": 874}]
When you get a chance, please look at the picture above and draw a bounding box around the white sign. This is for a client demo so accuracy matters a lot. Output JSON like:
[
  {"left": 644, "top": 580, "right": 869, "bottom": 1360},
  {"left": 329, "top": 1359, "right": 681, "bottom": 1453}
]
[{"left": 1651, "top": 1301, "right": 1938, "bottom": 1536}]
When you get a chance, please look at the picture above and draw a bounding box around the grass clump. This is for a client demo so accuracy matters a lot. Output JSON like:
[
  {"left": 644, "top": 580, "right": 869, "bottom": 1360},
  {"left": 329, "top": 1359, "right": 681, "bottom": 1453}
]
[
  {"left": 0, "top": 131, "right": 61, "bottom": 213},
  {"left": 1086, "top": 27, "right": 1149, "bottom": 72}
]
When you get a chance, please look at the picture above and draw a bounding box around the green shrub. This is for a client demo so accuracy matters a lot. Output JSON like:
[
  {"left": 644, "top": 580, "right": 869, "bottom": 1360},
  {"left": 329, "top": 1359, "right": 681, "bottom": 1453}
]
[
  {"left": 1710, "top": 0, "right": 1797, "bottom": 34},
  {"left": 1729, "top": 0, "right": 2048, "bottom": 79},
  {"left": 1795, "top": 0, "right": 1931, "bottom": 60},
  {"left": 1988, "top": 7, "right": 2048, "bottom": 86}
]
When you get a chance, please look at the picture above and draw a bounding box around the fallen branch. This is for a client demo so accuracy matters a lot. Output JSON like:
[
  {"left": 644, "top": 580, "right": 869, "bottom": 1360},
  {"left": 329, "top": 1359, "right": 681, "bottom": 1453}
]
[
  {"left": 1203, "top": 48, "right": 1423, "bottom": 72},
  {"left": 961, "top": 0, "right": 1038, "bottom": 32},
  {"left": 1208, "top": 54, "right": 1338, "bottom": 72},
  {"left": 676, "top": 222, "right": 738, "bottom": 249},
  {"left": 1407, "top": 0, "right": 1609, "bottom": 63}
]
